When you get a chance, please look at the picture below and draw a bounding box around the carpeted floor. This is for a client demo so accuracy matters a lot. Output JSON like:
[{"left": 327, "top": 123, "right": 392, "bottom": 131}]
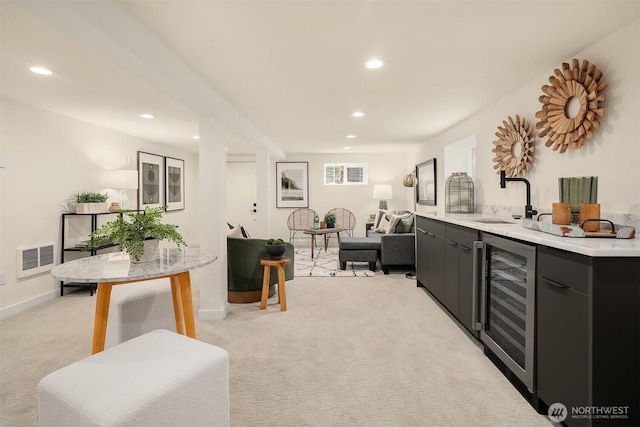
[
  {"left": 0, "top": 273, "right": 553, "bottom": 427},
  {"left": 294, "top": 247, "right": 377, "bottom": 277}
]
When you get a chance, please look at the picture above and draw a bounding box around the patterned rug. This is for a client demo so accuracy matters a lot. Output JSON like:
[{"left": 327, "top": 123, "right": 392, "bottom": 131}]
[{"left": 294, "top": 247, "right": 377, "bottom": 277}]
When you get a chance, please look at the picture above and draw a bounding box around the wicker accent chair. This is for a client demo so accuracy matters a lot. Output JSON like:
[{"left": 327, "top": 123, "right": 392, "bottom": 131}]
[
  {"left": 328, "top": 208, "right": 357, "bottom": 237},
  {"left": 287, "top": 208, "right": 318, "bottom": 243}
]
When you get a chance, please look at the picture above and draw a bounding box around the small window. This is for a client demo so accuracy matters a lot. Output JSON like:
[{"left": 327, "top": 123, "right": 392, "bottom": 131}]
[{"left": 324, "top": 163, "right": 368, "bottom": 185}]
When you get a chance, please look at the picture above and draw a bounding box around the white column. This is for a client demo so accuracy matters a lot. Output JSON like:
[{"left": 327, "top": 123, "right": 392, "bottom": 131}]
[
  {"left": 255, "top": 147, "right": 271, "bottom": 237},
  {"left": 197, "top": 116, "right": 229, "bottom": 320}
]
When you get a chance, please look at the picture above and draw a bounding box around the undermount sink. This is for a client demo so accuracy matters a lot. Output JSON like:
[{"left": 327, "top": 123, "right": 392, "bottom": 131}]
[{"left": 472, "top": 219, "right": 516, "bottom": 224}]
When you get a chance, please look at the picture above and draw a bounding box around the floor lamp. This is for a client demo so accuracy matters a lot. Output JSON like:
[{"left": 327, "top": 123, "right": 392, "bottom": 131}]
[{"left": 403, "top": 171, "right": 417, "bottom": 279}]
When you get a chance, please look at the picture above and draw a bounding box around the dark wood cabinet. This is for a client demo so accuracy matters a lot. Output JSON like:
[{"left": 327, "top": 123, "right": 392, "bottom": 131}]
[
  {"left": 416, "top": 217, "right": 446, "bottom": 302},
  {"left": 416, "top": 217, "right": 479, "bottom": 335},
  {"left": 537, "top": 246, "right": 640, "bottom": 427}
]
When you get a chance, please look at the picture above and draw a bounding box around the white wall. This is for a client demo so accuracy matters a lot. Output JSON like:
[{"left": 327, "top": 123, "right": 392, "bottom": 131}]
[
  {"left": 0, "top": 100, "right": 199, "bottom": 315},
  {"left": 269, "top": 153, "right": 412, "bottom": 243},
  {"left": 414, "top": 19, "right": 640, "bottom": 222},
  {"left": 226, "top": 161, "right": 258, "bottom": 237}
]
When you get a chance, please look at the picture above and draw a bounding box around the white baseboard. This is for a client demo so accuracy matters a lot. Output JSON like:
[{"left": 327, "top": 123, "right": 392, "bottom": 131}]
[
  {"left": 198, "top": 302, "right": 230, "bottom": 321},
  {"left": 0, "top": 290, "right": 57, "bottom": 320}
]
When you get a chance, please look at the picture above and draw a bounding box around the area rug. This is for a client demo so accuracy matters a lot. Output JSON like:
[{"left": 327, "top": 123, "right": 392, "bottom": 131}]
[{"left": 294, "top": 247, "right": 377, "bottom": 277}]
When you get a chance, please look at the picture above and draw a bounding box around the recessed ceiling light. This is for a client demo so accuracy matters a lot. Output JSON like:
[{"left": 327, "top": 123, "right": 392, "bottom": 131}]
[
  {"left": 351, "top": 111, "right": 365, "bottom": 118},
  {"left": 365, "top": 58, "right": 384, "bottom": 69},
  {"left": 192, "top": 135, "right": 200, "bottom": 139},
  {"left": 346, "top": 134, "right": 356, "bottom": 139},
  {"left": 29, "top": 66, "right": 53, "bottom": 76},
  {"left": 138, "top": 113, "right": 155, "bottom": 119},
  {"left": 344, "top": 146, "right": 351, "bottom": 150}
]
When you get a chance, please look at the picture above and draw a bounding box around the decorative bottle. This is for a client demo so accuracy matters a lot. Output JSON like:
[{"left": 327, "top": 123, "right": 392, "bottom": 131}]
[{"left": 313, "top": 214, "right": 320, "bottom": 229}]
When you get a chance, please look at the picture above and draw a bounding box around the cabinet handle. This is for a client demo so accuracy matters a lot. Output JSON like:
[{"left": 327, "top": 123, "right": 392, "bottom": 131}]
[
  {"left": 540, "top": 275, "right": 569, "bottom": 289},
  {"left": 427, "top": 232, "right": 435, "bottom": 237},
  {"left": 472, "top": 241, "right": 484, "bottom": 331},
  {"left": 417, "top": 227, "right": 427, "bottom": 234},
  {"left": 460, "top": 245, "right": 471, "bottom": 251},
  {"left": 447, "top": 240, "right": 457, "bottom": 246}
]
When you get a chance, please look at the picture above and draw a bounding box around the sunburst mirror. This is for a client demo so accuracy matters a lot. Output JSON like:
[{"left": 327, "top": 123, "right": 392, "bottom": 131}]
[
  {"left": 535, "top": 58, "right": 607, "bottom": 153},
  {"left": 492, "top": 114, "right": 535, "bottom": 178}
]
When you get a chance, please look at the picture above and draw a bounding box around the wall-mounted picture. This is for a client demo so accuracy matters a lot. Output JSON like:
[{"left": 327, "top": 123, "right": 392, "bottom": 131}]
[
  {"left": 165, "top": 157, "right": 185, "bottom": 211},
  {"left": 416, "top": 158, "right": 437, "bottom": 206},
  {"left": 138, "top": 151, "right": 165, "bottom": 210},
  {"left": 276, "top": 161, "right": 309, "bottom": 208}
]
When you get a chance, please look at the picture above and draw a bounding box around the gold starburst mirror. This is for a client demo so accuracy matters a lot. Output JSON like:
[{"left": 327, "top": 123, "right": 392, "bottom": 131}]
[
  {"left": 492, "top": 114, "right": 535, "bottom": 178},
  {"left": 535, "top": 58, "right": 607, "bottom": 153}
]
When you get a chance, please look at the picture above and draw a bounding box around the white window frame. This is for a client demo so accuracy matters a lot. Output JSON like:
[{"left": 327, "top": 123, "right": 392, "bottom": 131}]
[{"left": 324, "top": 163, "right": 368, "bottom": 185}]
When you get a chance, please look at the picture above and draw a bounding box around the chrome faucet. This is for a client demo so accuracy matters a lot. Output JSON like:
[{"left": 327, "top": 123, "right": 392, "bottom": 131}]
[{"left": 500, "top": 170, "right": 538, "bottom": 219}]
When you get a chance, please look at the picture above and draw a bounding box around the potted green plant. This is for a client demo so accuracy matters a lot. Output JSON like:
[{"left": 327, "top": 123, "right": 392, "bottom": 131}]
[
  {"left": 74, "top": 191, "right": 109, "bottom": 214},
  {"left": 265, "top": 238, "right": 286, "bottom": 260},
  {"left": 324, "top": 212, "right": 336, "bottom": 228},
  {"left": 84, "top": 206, "right": 186, "bottom": 263}
]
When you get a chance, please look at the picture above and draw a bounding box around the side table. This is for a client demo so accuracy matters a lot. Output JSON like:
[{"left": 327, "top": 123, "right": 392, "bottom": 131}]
[{"left": 260, "top": 257, "right": 291, "bottom": 311}]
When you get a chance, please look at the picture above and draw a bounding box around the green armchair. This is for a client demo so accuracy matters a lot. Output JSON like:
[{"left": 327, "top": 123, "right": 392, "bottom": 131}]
[{"left": 227, "top": 237, "right": 295, "bottom": 303}]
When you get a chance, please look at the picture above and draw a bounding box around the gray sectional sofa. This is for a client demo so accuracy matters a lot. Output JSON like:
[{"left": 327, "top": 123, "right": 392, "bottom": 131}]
[{"left": 339, "top": 210, "right": 416, "bottom": 274}]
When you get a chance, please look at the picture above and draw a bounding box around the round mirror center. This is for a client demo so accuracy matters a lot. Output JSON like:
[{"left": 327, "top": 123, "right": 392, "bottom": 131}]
[
  {"left": 565, "top": 96, "right": 581, "bottom": 119},
  {"left": 511, "top": 140, "right": 523, "bottom": 159}
]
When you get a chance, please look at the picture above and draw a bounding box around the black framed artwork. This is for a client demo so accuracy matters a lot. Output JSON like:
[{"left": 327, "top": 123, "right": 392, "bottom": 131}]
[
  {"left": 416, "top": 158, "right": 437, "bottom": 206},
  {"left": 276, "top": 161, "right": 309, "bottom": 208},
  {"left": 137, "top": 151, "right": 165, "bottom": 210},
  {"left": 165, "top": 157, "right": 185, "bottom": 211}
]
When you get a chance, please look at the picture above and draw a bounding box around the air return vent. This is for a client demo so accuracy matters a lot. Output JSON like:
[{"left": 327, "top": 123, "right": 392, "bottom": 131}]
[{"left": 16, "top": 243, "right": 55, "bottom": 278}]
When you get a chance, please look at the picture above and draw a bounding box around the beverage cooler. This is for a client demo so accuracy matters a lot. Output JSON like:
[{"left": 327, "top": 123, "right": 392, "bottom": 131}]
[{"left": 478, "top": 233, "right": 537, "bottom": 392}]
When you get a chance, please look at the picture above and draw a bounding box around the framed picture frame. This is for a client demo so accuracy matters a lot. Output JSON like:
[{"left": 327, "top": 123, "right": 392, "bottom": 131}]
[
  {"left": 276, "top": 161, "right": 309, "bottom": 208},
  {"left": 416, "top": 158, "right": 437, "bottom": 206},
  {"left": 165, "top": 157, "right": 185, "bottom": 211},
  {"left": 137, "top": 151, "right": 165, "bottom": 210}
]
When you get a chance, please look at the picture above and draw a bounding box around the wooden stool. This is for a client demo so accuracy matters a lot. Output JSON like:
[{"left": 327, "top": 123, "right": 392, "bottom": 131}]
[{"left": 260, "top": 257, "right": 291, "bottom": 311}]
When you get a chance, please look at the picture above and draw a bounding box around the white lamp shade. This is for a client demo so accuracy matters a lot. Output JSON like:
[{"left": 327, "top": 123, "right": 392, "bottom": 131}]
[
  {"left": 373, "top": 184, "right": 393, "bottom": 200},
  {"left": 104, "top": 169, "right": 139, "bottom": 190}
]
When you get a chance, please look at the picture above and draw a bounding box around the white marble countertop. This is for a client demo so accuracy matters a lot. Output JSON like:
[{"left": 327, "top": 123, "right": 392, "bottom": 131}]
[
  {"left": 51, "top": 248, "right": 218, "bottom": 282},
  {"left": 416, "top": 211, "right": 640, "bottom": 257}
]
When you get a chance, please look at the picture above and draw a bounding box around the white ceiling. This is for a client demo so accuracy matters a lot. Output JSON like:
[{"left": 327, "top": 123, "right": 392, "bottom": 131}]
[{"left": 2, "top": 1, "right": 639, "bottom": 156}]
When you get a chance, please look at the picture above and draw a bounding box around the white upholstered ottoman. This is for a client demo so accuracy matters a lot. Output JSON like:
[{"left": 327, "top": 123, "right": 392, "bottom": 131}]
[
  {"left": 38, "top": 329, "right": 230, "bottom": 427},
  {"left": 105, "top": 278, "right": 176, "bottom": 349}
]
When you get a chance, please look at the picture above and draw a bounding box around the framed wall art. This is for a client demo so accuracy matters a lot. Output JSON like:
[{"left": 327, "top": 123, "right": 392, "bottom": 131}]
[
  {"left": 137, "top": 151, "right": 165, "bottom": 210},
  {"left": 165, "top": 157, "right": 185, "bottom": 211},
  {"left": 416, "top": 158, "right": 437, "bottom": 206},
  {"left": 276, "top": 161, "right": 308, "bottom": 208}
]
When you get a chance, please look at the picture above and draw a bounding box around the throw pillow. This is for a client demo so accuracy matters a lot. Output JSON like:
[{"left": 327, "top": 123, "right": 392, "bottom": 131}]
[
  {"left": 374, "top": 209, "right": 397, "bottom": 229},
  {"left": 373, "top": 212, "right": 393, "bottom": 233},
  {"left": 387, "top": 212, "right": 413, "bottom": 234},
  {"left": 395, "top": 215, "right": 415, "bottom": 233},
  {"left": 227, "top": 224, "right": 250, "bottom": 238}
]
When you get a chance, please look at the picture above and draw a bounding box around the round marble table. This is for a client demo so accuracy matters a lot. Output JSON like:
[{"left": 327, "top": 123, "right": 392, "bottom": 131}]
[{"left": 51, "top": 248, "right": 217, "bottom": 354}]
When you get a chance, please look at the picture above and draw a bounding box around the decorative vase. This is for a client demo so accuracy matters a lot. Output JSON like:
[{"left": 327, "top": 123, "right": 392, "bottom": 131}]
[
  {"left": 326, "top": 221, "right": 335, "bottom": 228},
  {"left": 265, "top": 244, "right": 286, "bottom": 260},
  {"left": 131, "top": 239, "right": 159, "bottom": 263}
]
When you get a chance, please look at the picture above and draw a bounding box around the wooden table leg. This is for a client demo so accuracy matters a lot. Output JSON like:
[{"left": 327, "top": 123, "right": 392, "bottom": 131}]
[
  {"left": 310, "top": 235, "right": 316, "bottom": 259},
  {"left": 177, "top": 272, "right": 196, "bottom": 339},
  {"left": 277, "top": 265, "right": 287, "bottom": 311},
  {"left": 260, "top": 265, "right": 270, "bottom": 310},
  {"left": 170, "top": 274, "right": 185, "bottom": 335},
  {"left": 323, "top": 234, "right": 329, "bottom": 252},
  {"left": 92, "top": 282, "right": 113, "bottom": 354}
]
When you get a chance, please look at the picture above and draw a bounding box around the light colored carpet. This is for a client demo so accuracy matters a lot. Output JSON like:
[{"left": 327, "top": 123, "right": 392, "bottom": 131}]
[
  {"left": 0, "top": 274, "right": 552, "bottom": 427},
  {"left": 294, "top": 247, "right": 376, "bottom": 277}
]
